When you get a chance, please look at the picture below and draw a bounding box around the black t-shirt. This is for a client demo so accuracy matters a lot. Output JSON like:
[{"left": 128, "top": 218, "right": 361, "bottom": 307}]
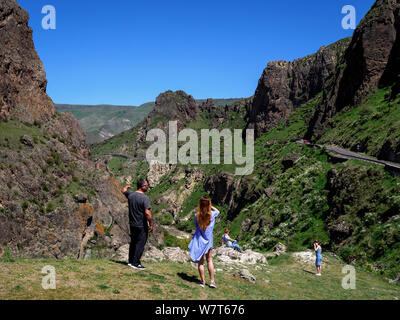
[{"left": 124, "top": 190, "right": 151, "bottom": 228}]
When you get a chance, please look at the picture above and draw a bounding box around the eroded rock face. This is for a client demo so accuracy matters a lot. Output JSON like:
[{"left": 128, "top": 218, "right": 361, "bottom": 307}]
[
  {"left": 307, "top": 0, "right": 400, "bottom": 140},
  {"left": 0, "top": 0, "right": 132, "bottom": 259},
  {"left": 0, "top": 0, "right": 55, "bottom": 123},
  {"left": 246, "top": 38, "right": 351, "bottom": 138},
  {"left": 134, "top": 90, "right": 200, "bottom": 159},
  {"left": 147, "top": 161, "right": 174, "bottom": 188},
  {"left": 204, "top": 173, "right": 262, "bottom": 220},
  {"left": 156, "top": 166, "right": 204, "bottom": 218}
]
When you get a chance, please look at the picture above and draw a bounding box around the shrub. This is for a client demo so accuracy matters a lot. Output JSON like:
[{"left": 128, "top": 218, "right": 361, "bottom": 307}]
[
  {"left": 46, "top": 158, "right": 54, "bottom": 166},
  {"left": 22, "top": 201, "right": 29, "bottom": 211},
  {"left": 159, "top": 213, "right": 174, "bottom": 225},
  {"left": 46, "top": 202, "right": 55, "bottom": 213},
  {"left": 1, "top": 247, "right": 15, "bottom": 262},
  {"left": 338, "top": 246, "right": 354, "bottom": 263}
]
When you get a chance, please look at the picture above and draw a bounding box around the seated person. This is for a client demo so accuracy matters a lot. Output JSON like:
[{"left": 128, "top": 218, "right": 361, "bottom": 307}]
[{"left": 222, "top": 229, "right": 243, "bottom": 252}]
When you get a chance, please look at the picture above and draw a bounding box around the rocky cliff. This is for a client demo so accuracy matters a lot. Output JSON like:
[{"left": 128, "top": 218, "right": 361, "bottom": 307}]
[
  {"left": 0, "top": 0, "right": 55, "bottom": 123},
  {"left": 245, "top": 38, "right": 351, "bottom": 138},
  {"left": 133, "top": 90, "right": 199, "bottom": 159},
  {"left": 0, "top": 0, "right": 140, "bottom": 259},
  {"left": 306, "top": 0, "right": 400, "bottom": 140}
]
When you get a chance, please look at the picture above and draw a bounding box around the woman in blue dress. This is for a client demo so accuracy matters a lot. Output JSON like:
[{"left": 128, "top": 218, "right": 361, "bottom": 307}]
[
  {"left": 314, "top": 240, "right": 322, "bottom": 276},
  {"left": 188, "top": 196, "right": 219, "bottom": 288}
]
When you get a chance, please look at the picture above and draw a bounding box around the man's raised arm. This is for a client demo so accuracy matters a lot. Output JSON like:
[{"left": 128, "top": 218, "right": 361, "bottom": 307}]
[{"left": 122, "top": 185, "right": 131, "bottom": 194}]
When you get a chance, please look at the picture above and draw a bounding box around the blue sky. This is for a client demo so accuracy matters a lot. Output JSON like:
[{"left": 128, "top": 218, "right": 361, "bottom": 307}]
[{"left": 18, "top": 0, "right": 375, "bottom": 106}]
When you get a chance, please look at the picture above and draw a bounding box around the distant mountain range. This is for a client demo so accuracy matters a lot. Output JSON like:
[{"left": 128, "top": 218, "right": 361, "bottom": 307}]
[
  {"left": 55, "top": 103, "right": 155, "bottom": 144},
  {"left": 56, "top": 99, "right": 242, "bottom": 144}
]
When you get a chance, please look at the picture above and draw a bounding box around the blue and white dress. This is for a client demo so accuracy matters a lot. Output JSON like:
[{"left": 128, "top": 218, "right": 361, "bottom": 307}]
[
  {"left": 188, "top": 210, "right": 219, "bottom": 262},
  {"left": 315, "top": 248, "right": 322, "bottom": 266}
]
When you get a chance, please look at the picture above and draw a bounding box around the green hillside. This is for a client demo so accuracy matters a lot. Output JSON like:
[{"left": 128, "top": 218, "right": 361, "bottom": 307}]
[
  {"left": 90, "top": 87, "right": 400, "bottom": 281},
  {"left": 1, "top": 254, "right": 398, "bottom": 300},
  {"left": 55, "top": 103, "right": 155, "bottom": 145},
  {"left": 56, "top": 99, "right": 242, "bottom": 145}
]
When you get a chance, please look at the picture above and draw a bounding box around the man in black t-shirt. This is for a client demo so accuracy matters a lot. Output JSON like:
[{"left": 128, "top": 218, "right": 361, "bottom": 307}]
[{"left": 123, "top": 178, "right": 153, "bottom": 270}]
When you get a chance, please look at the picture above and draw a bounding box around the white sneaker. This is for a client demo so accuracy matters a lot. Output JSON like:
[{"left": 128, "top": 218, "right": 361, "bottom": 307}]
[
  {"left": 316, "top": 273, "right": 321, "bottom": 276},
  {"left": 210, "top": 282, "right": 217, "bottom": 288},
  {"left": 200, "top": 283, "right": 206, "bottom": 288}
]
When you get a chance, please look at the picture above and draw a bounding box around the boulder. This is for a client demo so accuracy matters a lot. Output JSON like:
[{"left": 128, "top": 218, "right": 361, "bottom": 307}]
[
  {"left": 214, "top": 246, "right": 268, "bottom": 265},
  {"left": 273, "top": 242, "right": 287, "bottom": 254},
  {"left": 142, "top": 245, "right": 165, "bottom": 262},
  {"left": 115, "top": 244, "right": 129, "bottom": 262},
  {"left": 163, "top": 247, "right": 190, "bottom": 263},
  {"left": 292, "top": 251, "right": 316, "bottom": 263},
  {"left": 20, "top": 135, "right": 34, "bottom": 147},
  {"left": 147, "top": 160, "right": 174, "bottom": 188},
  {"left": 233, "top": 269, "right": 256, "bottom": 283}
]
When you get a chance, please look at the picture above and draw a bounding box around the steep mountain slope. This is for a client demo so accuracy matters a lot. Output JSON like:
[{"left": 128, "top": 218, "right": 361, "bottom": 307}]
[
  {"left": 57, "top": 99, "right": 242, "bottom": 145},
  {"left": 0, "top": 0, "right": 163, "bottom": 260},
  {"left": 306, "top": 0, "right": 400, "bottom": 162},
  {"left": 245, "top": 38, "right": 351, "bottom": 139},
  {"left": 0, "top": 0, "right": 54, "bottom": 123}
]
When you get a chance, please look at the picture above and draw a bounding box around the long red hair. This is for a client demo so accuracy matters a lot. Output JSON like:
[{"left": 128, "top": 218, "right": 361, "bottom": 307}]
[{"left": 197, "top": 196, "right": 212, "bottom": 231}]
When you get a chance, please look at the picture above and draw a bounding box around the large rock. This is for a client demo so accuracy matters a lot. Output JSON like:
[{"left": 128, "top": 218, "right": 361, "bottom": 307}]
[
  {"left": 214, "top": 246, "right": 268, "bottom": 265},
  {"left": 233, "top": 269, "right": 257, "bottom": 283},
  {"left": 162, "top": 247, "right": 190, "bottom": 263},
  {"left": 147, "top": 160, "right": 174, "bottom": 188},
  {"left": 273, "top": 242, "right": 287, "bottom": 254},
  {"left": 292, "top": 251, "right": 316, "bottom": 263},
  {"left": 142, "top": 245, "right": 165, "bottom": 262},
  {"left": 116, "top": 245, "right": 189, "bottom": 263},
  {"left": 281, "top": 153, "right": 301, "bottom": 170}
]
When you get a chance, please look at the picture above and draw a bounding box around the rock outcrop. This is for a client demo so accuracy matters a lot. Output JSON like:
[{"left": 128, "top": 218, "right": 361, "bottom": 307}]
[
  {"left": 213, "top": 246, "right": 268, "bottom": 265},
  {"left": 306, "top": 0, "right": 400, "bottom": 140},
  {"left": 233, "top": 269, "right": 257, "bottom": 283},
  {"left": 204, "top": 172, "right": 262, "bottom": 220},
  {"left": 246, "top": 38, "right": 351, "bottom": 138},
  {"left": 0, "top": 0, "right": 132, "bottom": 259},
  {"left": 0, "top": 0, "right": 55, "bottom": 123},
  {"left": 147, "top": 160, "right": 174, "bottom": 188},
  {"left": 134, "top": 90, "right": 199, "bottom": 159},
  {"left": 116, "top": 244, "right": 190, "bottom": 263}
]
